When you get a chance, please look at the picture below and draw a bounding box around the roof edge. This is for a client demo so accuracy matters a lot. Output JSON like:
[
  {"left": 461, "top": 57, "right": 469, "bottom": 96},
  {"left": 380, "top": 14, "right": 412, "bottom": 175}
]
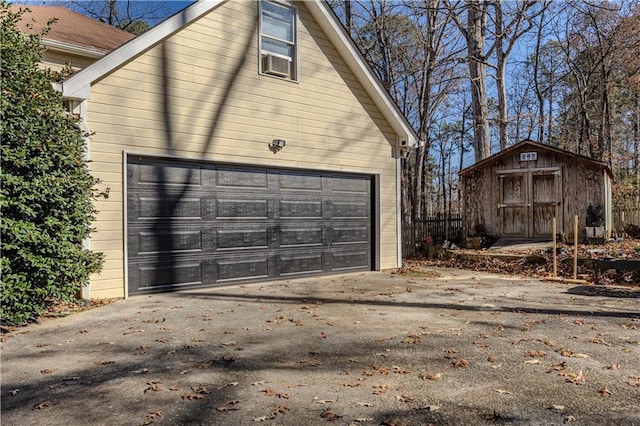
[
  {"left": 42, "top": 38, "right": 106, "bottom": 59},
  {"left": 60, "top": 0, "right": 228, "bottom": 99},
  {"left": 459, "top": 140, "right": 613, "bottom": 178}
]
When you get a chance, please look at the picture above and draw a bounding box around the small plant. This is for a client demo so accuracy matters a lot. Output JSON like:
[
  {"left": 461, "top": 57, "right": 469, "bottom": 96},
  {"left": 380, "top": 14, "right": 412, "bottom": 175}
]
[{"left": 586, "top": 205, "right": 604, "bottom": 227}]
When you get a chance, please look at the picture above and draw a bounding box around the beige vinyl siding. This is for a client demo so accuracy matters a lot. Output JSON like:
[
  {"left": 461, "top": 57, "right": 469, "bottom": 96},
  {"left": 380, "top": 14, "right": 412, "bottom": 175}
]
[
  {"left": 41, "top": 50, "right": 96, "bottom": 71},
  {"left": 85, "top": 1, "right": 399, "bottom": 298}
]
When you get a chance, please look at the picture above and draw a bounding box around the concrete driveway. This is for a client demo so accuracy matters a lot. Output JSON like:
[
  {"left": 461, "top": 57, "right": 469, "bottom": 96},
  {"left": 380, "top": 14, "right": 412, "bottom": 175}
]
[{"left": 2, "top": 268, "right": 639, "bottom": 425}]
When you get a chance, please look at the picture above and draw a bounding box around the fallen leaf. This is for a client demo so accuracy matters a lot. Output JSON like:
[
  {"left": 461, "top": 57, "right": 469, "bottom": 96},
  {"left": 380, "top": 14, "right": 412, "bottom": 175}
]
[
  {"left": 494, "top": 389, "right": 511, "bottom": 394},
  {"left": 191, "top": 385, "right": 210, "bottom": 394},
  {"left": 252, "top": 416, "right": 270, "bottom": 422},
  {"left": 452, "top": 358, "right": 469, "bottom": 368},
  {"left": 320, "top": 409, "right": 342, "bottom": 421},
  {"left": 627, "top": 381, "right": 640, "bottom": 387},
  {"left": 271, "top": 404, "right": 289, "bottom": 416},
  {"left": 572, "top": 370, "right": 587, "bottom": 385},
  {"left": 143, "top": 411, "right": 163, "bottom": 424},
  {"left": 599, "top": 387, "right": 612, "bottom": 396},
  {"left": 524, "top": 350, "right": 546, "bottom": 358},
  {"left": 33, "top": 401, "right": 51, "bottom": 410},
  {"left": 356, "top": 401, "right": 374, "bottom": 407},
  {"left": 94, "top": 360, "right": 115, "bottom": 365},
  {"left": 552, "top": 362, "right": 567, "bottom": 371},
  {"left": 419, "top": 372, "right": 441, "bottom": 381},
  {"left": 372, "top": 384, "right": 390, "bottom": 395},
  {"left": 313, "top": 396, "right": 335, "bottom": 404},
  {"left": 550, "top": 405, "right": 565, "bottom": 411},
  {"left": 40, "top": 369, "right": 53, "bottom": 375},
  {"left": 182, "top": 393, "right": 205, "bottom": 400},
  {"left": 216, "top": 400, "right": 240, "bottom": 411},
  {"left": 590, "top": 337, "right": 611, "bottom": 346},
  {"left": 144, "top": 381, "right": 163, "bottom": 393},
  {"left": 397, "top": 394, "right": 415, "bottom": 402},
  {"left": 524, "top": 359, "right": 541, "bottom": 365},
  {"left": 354, "top": 418, "right": 375, "bottom": 423},
  {"left": 605, "top": 363, "right": 620, "bottom": 370}
]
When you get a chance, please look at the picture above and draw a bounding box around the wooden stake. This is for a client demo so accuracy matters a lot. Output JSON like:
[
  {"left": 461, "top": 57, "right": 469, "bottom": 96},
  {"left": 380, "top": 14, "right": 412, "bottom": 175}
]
[
  {"left": 573, "top": 214, "right": 578, "bottom": 280},
  {"left": 544, "top": 215, "right": 588, "bottom": 285},
  {"left": 552, "top": 217, "right": 557, "bottom": 278}
]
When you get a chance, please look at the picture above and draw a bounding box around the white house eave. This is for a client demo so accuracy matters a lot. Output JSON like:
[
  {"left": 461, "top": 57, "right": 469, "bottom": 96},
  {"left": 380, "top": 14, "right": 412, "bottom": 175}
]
[
  {"left": 42, "top": 38, "right": 106, "bottom": 58},
  {"left": 304, "top": 1, "right": 418, "bottom": 147},
  {"left": 60, "top": 0, "right": 228, "bottom": 100}
]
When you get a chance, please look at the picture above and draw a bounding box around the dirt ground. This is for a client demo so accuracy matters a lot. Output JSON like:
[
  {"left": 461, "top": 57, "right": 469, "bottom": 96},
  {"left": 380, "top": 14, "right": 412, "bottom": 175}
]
[{"left": 1, "top": 268, "right": 639, "bottom": 425}]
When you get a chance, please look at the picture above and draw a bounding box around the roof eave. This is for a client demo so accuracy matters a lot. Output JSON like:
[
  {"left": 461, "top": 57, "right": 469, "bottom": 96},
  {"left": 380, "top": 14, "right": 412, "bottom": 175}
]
[
  {"left": 42, "top": 38, "right": 107, "bottom": 59},
  {"left": 59, "top": 0, "right": 228, "bottom": 100}
]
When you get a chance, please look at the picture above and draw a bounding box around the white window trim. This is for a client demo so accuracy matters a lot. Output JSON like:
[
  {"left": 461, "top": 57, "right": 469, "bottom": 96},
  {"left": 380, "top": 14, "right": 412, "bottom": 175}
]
[{"left": 259, "top": 0, "right": 298, "bottom": 81}]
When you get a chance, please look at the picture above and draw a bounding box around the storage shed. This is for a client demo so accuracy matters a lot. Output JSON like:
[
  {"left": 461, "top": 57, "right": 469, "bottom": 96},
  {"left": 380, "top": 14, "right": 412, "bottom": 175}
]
[{"left": 459, "top": 140, "right": 613, "bottom": 241}]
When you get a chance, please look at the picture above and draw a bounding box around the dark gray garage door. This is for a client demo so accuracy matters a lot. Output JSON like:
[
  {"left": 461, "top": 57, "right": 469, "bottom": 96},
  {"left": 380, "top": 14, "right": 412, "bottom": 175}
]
[{"left": 127, "top": 156, "right": 375, "bottom": 294}]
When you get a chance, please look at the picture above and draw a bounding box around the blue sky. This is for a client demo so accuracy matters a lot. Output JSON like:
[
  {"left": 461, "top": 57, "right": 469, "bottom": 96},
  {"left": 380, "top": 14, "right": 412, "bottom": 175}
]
[{"left": 16, "top": 1, "right": 196, "bottom": 26}]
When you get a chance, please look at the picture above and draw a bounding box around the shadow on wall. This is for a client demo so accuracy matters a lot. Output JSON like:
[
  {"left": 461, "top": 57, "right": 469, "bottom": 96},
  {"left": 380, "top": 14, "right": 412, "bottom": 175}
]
[{"left": 150, "top": 15, "right": 258, "bottom": 291}]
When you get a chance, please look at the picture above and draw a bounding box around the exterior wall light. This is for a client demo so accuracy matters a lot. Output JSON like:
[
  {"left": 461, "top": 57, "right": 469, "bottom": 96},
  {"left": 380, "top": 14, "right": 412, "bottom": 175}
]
[{"left": 270, "top": 139, "right": 286, "bottom": 153}]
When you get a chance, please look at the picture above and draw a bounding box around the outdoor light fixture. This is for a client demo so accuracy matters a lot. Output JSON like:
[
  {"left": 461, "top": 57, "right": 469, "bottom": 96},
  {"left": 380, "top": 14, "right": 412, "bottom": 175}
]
[{"left": 270, "top": 139, "right": 286, "bottom": 152}]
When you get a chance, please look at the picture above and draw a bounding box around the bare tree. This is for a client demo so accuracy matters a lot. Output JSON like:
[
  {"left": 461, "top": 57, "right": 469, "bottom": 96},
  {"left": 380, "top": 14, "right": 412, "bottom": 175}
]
[
  {"left": 490, "top": 0, "right": 544, "bottom": 150},
  {"left": 60, "top": 0, "right": 183, "bottom": 34},
  {"left": 446, "top": 0, "right": 491, "bottom": 162}
]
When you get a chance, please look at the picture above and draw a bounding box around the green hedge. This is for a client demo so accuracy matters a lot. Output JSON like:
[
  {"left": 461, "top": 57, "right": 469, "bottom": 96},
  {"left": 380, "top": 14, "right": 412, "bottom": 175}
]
[{"left": 1, "top": 3, "right": 103, "bottom": 325}]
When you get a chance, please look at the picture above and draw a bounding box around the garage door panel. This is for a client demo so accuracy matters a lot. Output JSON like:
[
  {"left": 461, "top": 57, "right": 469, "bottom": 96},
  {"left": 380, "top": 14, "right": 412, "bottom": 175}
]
[
  {"left": 332, "top": 249, "right": 370, "bottom": 270},
  {"left": 137, "top": 163, "right": 203, "bottom": 187},
  {"left": 330, "top": 226, "right": 369, "bottom": 244},
  {"left": 280, "top": 228, "right": 323, "bottom": 247},
  {"left": 216, "top": 199, "right": 269, "bottom": 219},
  {"left": 216, "top": 257, "right": 270, "bottom": 282},
  {"left": 333, "top": 176, "right": 369, "bottom": 193},
  {"left": 132, "top": 260, "right": 204, "bottom": 291},
  {"left": 215, "top": 229, "right": 270, "bottom": 250},
  {"left": 331, "top": 201, "right": 369, "bottom": 218},
  {"left": 136, "top": 230, "right": 203, "bottom": 254},
  {"left": 280, "top": 254, "right": 324, "bottom": 275},
  {"left": 279, "top": 173, "right": 323, "bottom": 191},
  {"left": 134, "top": 197, "right": 204, "bottom": 220},
  {"left": 127, "top": 157, "right": 373, "bottom": 294},
  {"left": 216, "top": 168, "right": 268, "bottom": 188},
  {"left": 280, "top": 200, "right": 323, "bottom": 218}
]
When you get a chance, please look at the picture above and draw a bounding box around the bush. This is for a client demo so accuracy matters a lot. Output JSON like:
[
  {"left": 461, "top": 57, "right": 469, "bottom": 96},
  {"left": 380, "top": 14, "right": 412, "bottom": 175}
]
[{"left": 1, "top": 3, "right": 103, "bottom": 325}]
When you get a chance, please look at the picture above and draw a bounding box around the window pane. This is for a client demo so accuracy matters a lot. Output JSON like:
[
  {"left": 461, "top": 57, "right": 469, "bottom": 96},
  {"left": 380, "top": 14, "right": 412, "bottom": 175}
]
[
  {"left": 261, "top": 1, "right": 293, "bottom": 42},
  {"left": 262, "top": 38, "right": 292, "bottom": 58}
]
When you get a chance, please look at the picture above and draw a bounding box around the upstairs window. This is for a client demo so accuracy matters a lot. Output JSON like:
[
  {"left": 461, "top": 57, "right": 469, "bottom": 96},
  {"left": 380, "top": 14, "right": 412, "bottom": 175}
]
[{"left": 260, "top": 0, "right": 297, "bottom": 80}]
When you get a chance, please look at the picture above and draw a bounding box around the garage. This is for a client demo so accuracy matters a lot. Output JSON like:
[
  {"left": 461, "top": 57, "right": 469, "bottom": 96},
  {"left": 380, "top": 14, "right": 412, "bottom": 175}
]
[{"left": 126, "top": 156, "right": 377, "bottom": 294}]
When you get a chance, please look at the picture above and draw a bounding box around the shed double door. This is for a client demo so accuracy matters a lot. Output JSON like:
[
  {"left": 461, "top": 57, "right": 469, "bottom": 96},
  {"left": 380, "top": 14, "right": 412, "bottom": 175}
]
[{"left": 498, "top": 169, "right": 561, "bottom": 238}]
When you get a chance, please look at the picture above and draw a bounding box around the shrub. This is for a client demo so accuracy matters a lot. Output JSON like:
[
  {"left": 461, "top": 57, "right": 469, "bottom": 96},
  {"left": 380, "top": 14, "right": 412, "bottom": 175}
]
[{"left": 1, "top": 3, "right": 103, "bottom": 325}]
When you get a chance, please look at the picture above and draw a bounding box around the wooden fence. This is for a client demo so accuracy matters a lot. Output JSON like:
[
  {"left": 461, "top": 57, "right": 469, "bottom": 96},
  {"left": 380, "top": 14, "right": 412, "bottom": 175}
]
[
  {"left": 402, "top": 213, "right": 462, "bottom": 258},
  {"left": 611, "top": 206, "right": 640, "bottom": 237}
]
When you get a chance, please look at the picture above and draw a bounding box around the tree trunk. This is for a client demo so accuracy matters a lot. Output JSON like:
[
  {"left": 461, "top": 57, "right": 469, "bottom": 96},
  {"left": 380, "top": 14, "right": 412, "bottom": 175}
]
[{"left": 466, "top": 0, "right": 491, "bottom": 161}]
